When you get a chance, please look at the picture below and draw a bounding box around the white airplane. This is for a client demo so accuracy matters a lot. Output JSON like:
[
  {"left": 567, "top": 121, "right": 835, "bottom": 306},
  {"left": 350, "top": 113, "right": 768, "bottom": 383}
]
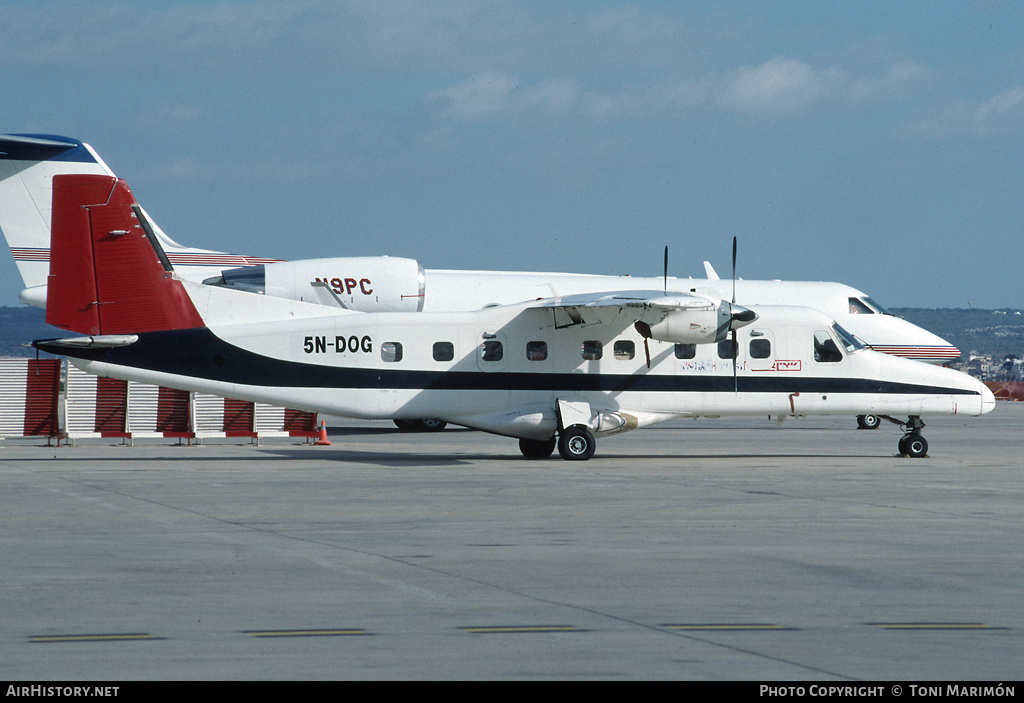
[
  {"left": 1, "top": 134, "right": 959, "bottom": 366},
  {"left": 32, "top": 174, "right": 993, "bottom": 460},
  {"left": 0, "top": 133, "right": 963, "bottom": 434}
]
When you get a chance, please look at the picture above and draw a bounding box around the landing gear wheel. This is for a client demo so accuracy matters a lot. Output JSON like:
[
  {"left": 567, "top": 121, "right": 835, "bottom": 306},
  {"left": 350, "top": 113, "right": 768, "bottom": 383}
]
[
  {"left": 901, "top": 434, "right": 928, "bottom": 458},
  {"left": 394, "top": 419, "right": 448, "bottom": 432},
  {"left": 857, "top": 414, "right": 881, "bottom": 430},
  {"left": 557, "top": 426, "right": 596, "bottom": 461},
  {"left": 519, "top": 437, "right": 556, "bottom": 459}
]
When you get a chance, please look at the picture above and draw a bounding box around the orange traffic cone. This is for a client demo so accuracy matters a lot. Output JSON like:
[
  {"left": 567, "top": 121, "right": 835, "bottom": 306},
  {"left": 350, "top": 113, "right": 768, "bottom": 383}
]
[{"left": 314, "top": 421, "right": 332, "bottom": 446}]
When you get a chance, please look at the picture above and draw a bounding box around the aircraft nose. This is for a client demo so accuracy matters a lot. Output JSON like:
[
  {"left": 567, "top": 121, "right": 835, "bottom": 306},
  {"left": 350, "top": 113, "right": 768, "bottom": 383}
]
[{"left": 980, "top": 381, "right": 996, "bottom": 415}]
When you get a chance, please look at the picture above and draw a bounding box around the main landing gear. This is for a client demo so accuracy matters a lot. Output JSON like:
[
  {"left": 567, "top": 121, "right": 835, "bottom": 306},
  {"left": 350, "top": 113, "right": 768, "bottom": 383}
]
[
  {"left": 856, "top": 414, "right": 881, "bottom": 430},
  {"left": 518, "top": 425, "right": 596, "bottom": 461},
  {"left": 393, "top": 419, "right": 448, "bottom": 432}
]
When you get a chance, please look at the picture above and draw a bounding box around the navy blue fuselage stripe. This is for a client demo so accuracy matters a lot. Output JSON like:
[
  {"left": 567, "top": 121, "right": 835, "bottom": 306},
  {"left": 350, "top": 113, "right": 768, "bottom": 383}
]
[{"left": 35, "top": 327, "right": 979, "bottom": 397}]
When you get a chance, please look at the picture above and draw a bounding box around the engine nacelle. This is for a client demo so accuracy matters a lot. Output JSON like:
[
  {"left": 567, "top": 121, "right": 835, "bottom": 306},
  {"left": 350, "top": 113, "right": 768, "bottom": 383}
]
[
  {"left": 642, "top": 303, "right": 731, "bottom": 345},
  {"left": 206, "top": 256, "right": 425, "bottom": 312}
]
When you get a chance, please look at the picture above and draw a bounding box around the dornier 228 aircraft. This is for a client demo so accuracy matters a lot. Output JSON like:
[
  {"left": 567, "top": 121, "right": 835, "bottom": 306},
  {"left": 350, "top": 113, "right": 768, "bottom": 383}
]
[
  {"left": 33, "top": 174, "right": 994, "bottom": 460},
  {"left": 1, "top": 134, "right": 961, "bottom": 382}
]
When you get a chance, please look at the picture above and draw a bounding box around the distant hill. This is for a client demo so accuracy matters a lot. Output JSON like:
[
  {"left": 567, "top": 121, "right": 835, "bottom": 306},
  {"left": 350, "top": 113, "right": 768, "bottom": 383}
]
[
  {"left": 2, "top": 305, "right": 1023, "bottom": 360},
  {"left": 0, "top": 306, "right": 63, "bottom": 358}
]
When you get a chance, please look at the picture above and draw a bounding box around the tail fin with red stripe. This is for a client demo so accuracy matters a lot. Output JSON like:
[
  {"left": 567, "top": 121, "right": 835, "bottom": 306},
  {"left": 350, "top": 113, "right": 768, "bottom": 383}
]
[{"left": 46, "top": 174, "right": 204, "bottom": 335}]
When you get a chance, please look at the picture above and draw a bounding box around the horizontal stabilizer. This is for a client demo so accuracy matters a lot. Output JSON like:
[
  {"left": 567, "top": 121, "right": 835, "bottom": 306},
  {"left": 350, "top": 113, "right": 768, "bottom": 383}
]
[
  {"left": 0, "top": 134, "right": 86, "bottom": 160},
  {"left": 33, "top": 335, "right": 139, "bottom": 351}
]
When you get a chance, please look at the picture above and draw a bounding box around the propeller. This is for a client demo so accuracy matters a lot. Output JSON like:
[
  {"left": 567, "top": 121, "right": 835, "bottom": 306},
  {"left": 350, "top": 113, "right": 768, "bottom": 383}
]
[
  {"left": 663, "top": 245, "right": 669, "bottom": 293},
  {"left": 636, "top": 320, "right": 653, "bottom": 368},
  {"left": 639, "top": 245, "right": 668, "bottom": 369},
  {"left": 731, "top": 237, "right": 738, "bottom": 393}
]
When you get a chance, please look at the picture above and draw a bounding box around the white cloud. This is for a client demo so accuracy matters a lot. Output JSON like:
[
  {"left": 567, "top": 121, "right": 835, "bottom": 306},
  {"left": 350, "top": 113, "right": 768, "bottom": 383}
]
[
  {"left": 428, "top": 72, "right": 520, "bottom": 122},
  {"left": 847, "top": 60, "right": 929, "bottom": 103},
  {"left": 718, "top": 56, "right": 834, "bottom": 114},
  {"left": 427, "top": 54, "right": 925, "bottom": 123},
  {"left": 906, "top": 85, "right": 1024, "bottom": 137},
  {"left": 973, "top": 86, "right": 1024, "bottom": 128}
]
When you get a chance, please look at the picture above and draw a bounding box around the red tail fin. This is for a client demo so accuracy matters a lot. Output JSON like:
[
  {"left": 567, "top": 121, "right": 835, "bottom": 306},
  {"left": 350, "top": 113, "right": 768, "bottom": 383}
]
[{"left": 46, "top": 174, "right": 204, "bottom": 335}]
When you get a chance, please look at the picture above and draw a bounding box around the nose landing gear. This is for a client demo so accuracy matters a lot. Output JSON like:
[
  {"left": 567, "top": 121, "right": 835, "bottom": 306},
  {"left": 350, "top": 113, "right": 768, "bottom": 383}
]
[{"left": 898, "top": 416, "right": 928, "bottom": 458}]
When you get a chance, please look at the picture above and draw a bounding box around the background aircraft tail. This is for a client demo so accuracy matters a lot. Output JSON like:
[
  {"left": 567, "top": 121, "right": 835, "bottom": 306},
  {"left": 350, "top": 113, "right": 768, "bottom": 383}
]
[
  {"left": 2, "top": 133, "right": 272, "bottom": 308},
  {"left": 47, "top": 174, "right": 204, "bottom": 336},
  {"left": 0, "top": 135, "right": 115, "bottom": 301}
]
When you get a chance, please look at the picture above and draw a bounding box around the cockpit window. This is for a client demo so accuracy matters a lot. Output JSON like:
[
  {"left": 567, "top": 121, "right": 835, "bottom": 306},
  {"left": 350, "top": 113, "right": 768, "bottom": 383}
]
[
  {"left": 848, "top": 297, "right": 874, "bottom": 314},
  {"left": 814, "top": 330, "right": 843, "bottom": 363},
  {"left": 862, "top": 297, "right": 893, "bottom": 316},
  {"left": 831, "top": 323, "right": 866, "bottom": 354}
]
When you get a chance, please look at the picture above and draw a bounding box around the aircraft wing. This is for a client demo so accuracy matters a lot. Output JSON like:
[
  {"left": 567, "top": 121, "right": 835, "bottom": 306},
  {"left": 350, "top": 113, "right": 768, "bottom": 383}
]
[
  {"left": 530, "top": 289, "right": 716, "bottom": 313},
  {"left": 528, "top": 289, "right": 755, "bottom": 347}
]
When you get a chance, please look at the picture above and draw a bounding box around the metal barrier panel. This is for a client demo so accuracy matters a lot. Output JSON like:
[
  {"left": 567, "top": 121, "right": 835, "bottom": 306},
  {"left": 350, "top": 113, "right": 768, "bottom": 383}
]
[
  {"left": 64, "top": 364, "right": 100, "bottom": 438},
  {"left": 284, "top": 408, "right": 319, "bottom": 437},
  {"left": 125, "top": 382, "right": 159, "bottom": 436},
  {"left": 23, "top": 360, "right": 60, "bottom": 436},
  {"left": 95, "top": 377, "right": 129, "bottom": 436},
  {"left": 193, "top": 392, "right": 226, "bottom": 438},
  {"left": 4, "top": 358, "right": 320, "bottom": 443},
  {"left": 223, "top": 398, "right": 256, "bottom": 437},
  {"left": 157, "top": 387, "right": 192, "bottom": 437},
  {"left": 0, "top": 359, "right": 30, "bottom": 436},
  {"left": 0, "top": 359, "right": 60, "bottom": 438}
]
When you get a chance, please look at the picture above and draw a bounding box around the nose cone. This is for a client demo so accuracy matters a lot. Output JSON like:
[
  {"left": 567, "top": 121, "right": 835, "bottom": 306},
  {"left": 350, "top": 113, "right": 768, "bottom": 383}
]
[
  {"left": 862, "top": 317, "right": 961, "bottom": 364},
  {"left": 980, "top": 381, "right": 996, "bottom": 415}
]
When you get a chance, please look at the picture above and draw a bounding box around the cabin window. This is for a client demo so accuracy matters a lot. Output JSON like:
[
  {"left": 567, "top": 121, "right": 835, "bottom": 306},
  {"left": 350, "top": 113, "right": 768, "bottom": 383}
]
[
  {"left": 433, "top": 342, "right": 454, "bottom": 362},
  {"left": 749, "top": 338, "right": 772, "bottom": 359},
  {"left": 480, "top": 340, "right": 503, "bottom": 362},
  {"left": 614, "top": 340, "right": 635, "bottom": 360},
  {"left": 381, "top": 342, "right": 403, "bottom": 363},
  {"left": 813, "top": 330, "right": 842, "bottom": 363},
  {"left": 527, "top": 341, "right": 548, "bottom": 361},
  {"left": 582, "top": 341, "right": 603, "bottom": 361},
  {"left": 717, "top": 339, "right": 737, "bottom": 360},
  {"left": 674, "top": 343, "right": 696, "bottom": 360}
]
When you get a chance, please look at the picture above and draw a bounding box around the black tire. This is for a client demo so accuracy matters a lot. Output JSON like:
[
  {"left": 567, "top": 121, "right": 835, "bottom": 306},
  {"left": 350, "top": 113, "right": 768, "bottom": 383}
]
[
  {"left": 557, "top": 426, "right": 596, "bottom": 461},
  {"left": 857, "top": 414, "right": 881, "bottom": 430},
  {"left": 519, "top": 437, "right": 556, "bottom": 459},
  {"left": 394, "top": 419, "right": 447, "bottom": 432},
  {"left": 904, "top": 434, "right": 928, "bottom": 458}
]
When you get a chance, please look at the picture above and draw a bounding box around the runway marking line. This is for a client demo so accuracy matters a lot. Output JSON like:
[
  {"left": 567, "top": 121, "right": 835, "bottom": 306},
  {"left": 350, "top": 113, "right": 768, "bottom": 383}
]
[
  {"left": 664, "top": 624, "right": 796, "bottom": 631},
  {"left": 29, "top": 633, "right": 160, "bottom": 643},
  {"left": 867, "top": 623, "right": 996, "bottom": 630},
  {"left": 243, "top": 629, "right": 369, "bottom": 638},
  {"left": 459, "top": 625, "right": 582, "bottom": 634}
]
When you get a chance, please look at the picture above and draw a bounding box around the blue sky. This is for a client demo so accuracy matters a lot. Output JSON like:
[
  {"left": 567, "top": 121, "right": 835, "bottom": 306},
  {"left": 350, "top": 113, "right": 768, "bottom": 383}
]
[{"left": 2, "top": 0, "right": 1023, "bottom": 309}]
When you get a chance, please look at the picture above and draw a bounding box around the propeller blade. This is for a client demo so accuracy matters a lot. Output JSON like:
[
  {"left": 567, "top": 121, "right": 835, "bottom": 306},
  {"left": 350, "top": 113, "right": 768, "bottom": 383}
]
[
  {"left": 635, "top": 320, "right": 653, "bottom": 369},
  {"left": 732, "top": 237, "right": 738, "bottom": 391},
  {"left": 731, "top": 236, "right": 737, "bottom": 304},
  {"left": 733, "top": 329, "right": 738, "bottom": 393},
  {"left": 663, "top": 245, "right": 668, "bottom": 293}
]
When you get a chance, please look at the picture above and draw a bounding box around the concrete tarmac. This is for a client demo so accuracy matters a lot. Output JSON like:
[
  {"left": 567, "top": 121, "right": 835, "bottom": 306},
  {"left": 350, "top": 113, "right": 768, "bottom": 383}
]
[{"left": 1, "top": 405, "right": 1021, "bottom": 680}]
